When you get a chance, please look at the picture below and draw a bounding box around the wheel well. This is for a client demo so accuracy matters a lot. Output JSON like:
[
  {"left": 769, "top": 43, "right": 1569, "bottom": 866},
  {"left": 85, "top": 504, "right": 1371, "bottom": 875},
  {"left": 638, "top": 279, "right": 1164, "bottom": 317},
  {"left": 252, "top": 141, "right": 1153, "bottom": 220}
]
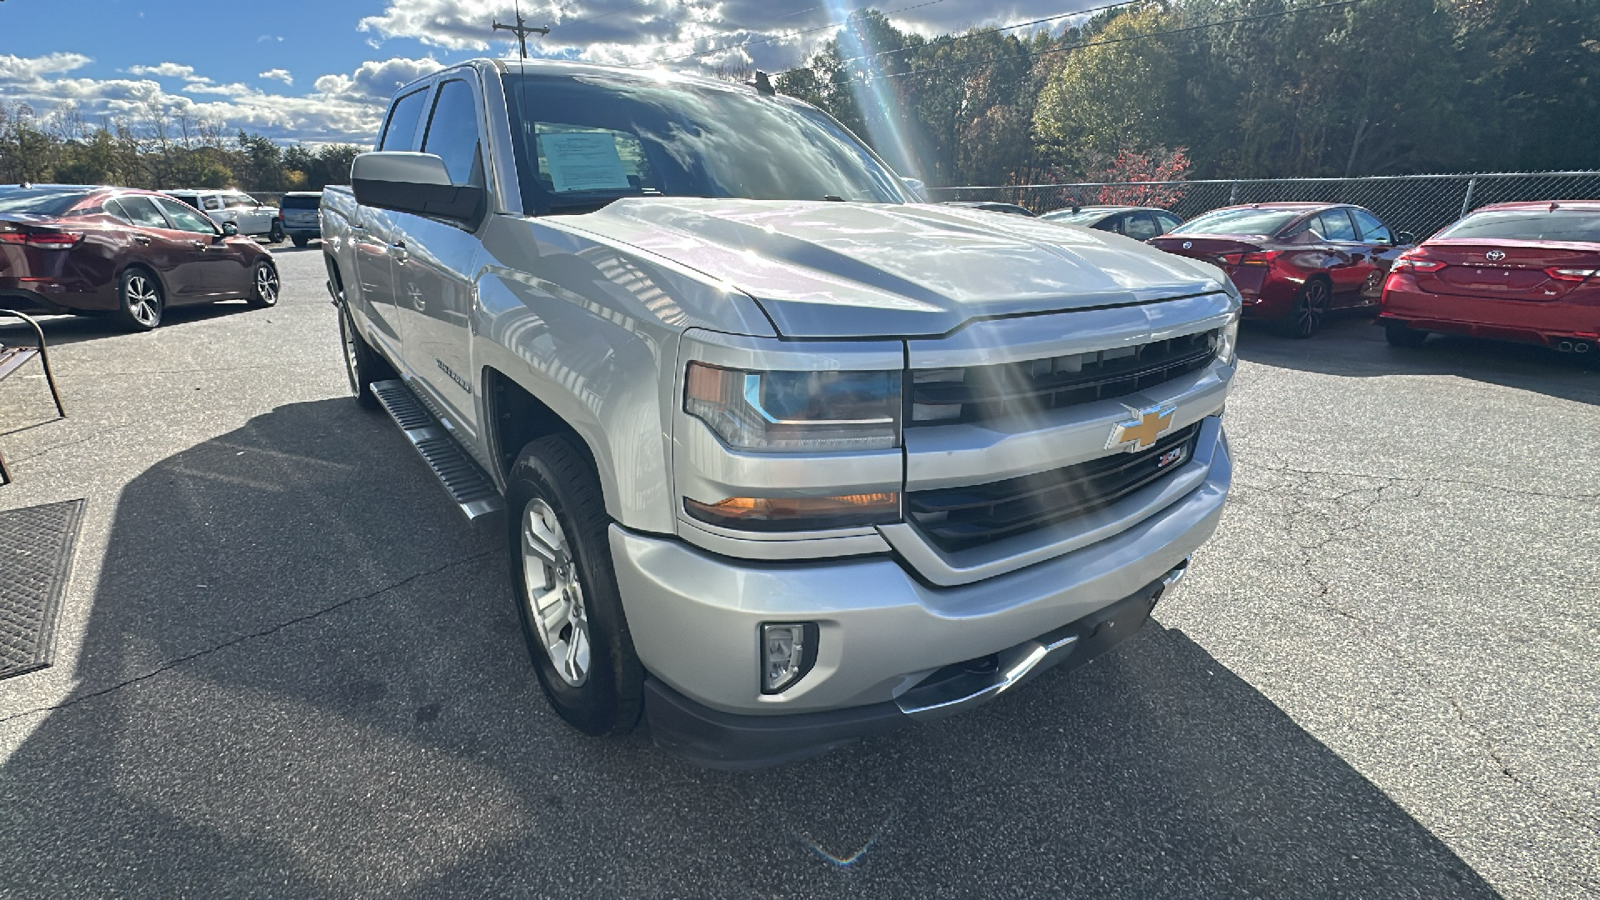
[
  {"left": 483, "top": 368, "right": 591, "bottom": 484},
  {"left": 119, "top": 262, "right": 166, "bottom": 297}
]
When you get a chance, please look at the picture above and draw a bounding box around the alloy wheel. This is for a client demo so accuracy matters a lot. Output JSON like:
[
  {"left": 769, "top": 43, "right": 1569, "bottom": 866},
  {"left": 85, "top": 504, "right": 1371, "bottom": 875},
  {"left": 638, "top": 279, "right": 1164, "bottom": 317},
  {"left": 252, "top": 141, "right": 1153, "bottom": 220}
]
[
  {"left": 255, "top": 265, "right": 279, "bottom": 305},
  {"left": 126, "top": 274, "right": 161, "bottom": 327},
  {"left": 1295, "top": 281, "right": 1328, "bottom": 337},
  {"left": 520, "top": 497, "right": 591, "bottom": 687}
]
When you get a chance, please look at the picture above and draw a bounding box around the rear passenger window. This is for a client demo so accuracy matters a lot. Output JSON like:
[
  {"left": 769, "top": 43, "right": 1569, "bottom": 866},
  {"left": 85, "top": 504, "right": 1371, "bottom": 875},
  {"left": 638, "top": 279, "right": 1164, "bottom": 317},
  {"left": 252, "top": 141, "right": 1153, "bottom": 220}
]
[
  {"left": 422, "top": 79, "right": 484, "bottom": 186},
  {"left": 1123, "top": 212, "right": 1160, "bottom": 241},
  {"left": 112, "top": 196, "right": 172, "bottom": 229},
  {"left": 1318, "top": 209, "right": 1358, "bottom": 241},
  {"left": 380, "top": 88, "right": 430, "bottom": 151}
]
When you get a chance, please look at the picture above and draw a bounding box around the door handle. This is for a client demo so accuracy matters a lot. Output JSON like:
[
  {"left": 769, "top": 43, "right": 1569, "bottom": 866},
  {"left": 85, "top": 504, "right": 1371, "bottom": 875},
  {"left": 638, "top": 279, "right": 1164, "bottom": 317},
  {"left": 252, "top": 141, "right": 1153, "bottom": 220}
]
[
  {"left": 133, "top": 236, "right": 150, "bottom": 245},
  {"left": 389, "top": 241, "right": 408, "bottom": 264},
  {"left": 191, "top": 241, "right": 207, "bottom": 251}
]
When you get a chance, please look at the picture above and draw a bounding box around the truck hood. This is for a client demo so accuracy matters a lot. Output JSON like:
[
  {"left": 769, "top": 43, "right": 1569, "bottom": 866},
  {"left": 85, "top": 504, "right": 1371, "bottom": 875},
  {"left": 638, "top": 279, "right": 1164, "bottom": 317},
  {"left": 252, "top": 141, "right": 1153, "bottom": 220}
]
[{"left": 558, "top": 198, "right": 1226, "bottom": 338}]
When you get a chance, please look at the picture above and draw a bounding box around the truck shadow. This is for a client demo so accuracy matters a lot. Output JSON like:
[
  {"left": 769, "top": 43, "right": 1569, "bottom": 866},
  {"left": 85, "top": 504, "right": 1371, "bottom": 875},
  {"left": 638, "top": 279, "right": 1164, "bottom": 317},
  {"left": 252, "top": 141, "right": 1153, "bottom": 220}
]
[
  {"left": 0, "top": 399, "right": 1502, "bottom": 898},
  {"left": 1237, "top": 317, "right": 1600, "bottom": 406}
]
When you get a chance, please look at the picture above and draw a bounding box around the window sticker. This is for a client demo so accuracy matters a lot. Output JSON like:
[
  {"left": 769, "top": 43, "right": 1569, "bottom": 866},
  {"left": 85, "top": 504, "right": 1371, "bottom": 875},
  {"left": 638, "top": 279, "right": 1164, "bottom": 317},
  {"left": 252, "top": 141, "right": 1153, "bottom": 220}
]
[{"left": 539, "top": 132, "right": 632, "bottom": 193}]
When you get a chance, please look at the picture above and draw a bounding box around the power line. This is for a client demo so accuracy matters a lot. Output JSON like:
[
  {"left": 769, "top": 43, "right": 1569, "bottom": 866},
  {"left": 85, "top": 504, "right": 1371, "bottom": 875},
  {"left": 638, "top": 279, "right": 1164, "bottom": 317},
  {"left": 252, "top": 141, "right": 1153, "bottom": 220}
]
[
  {"left": 868, "top": 0, "right": 1363, "bottom": 82},
  {"left": 636, "top": 0, "right": 949, "bottom": 67}
]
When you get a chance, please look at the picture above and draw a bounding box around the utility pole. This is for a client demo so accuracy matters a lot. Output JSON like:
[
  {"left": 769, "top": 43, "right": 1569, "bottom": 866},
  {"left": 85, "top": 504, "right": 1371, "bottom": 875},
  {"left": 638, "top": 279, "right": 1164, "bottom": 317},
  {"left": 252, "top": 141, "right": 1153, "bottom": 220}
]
[{"left": 493, "top": 9, "right": 550, "bottom": 60}]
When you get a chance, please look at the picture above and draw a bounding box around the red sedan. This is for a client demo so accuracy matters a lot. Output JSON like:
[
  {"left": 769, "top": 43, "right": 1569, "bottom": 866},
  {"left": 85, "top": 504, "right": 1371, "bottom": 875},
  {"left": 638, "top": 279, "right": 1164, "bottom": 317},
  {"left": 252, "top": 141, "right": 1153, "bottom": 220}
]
[
  {"left": 0, "top": 183, "right": 279, "bottom": 331},
  {"left": 1150, "top": 203, "right": 1413, "bottom": 338},
  {"left": 1379, "top": 201, "right": 1600, "bottom": 355}
]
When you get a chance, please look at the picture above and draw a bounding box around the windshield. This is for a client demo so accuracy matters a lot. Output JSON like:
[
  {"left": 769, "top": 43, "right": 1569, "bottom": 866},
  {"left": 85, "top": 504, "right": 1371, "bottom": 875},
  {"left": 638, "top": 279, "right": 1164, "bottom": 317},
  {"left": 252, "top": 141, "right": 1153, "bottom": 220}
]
[
  {"left": 0, "top": 188, "right": 91, "bottom": 216},
  {"left": 1043, "top": 209, "right": 1110, "bottom": 225},
  {"left": 1436, "top": 208, "right": 1600, "bottom": 243},
  {"left": 1173, "top": 208, "right": 1303, "bottom": 236},
  {"left": 502, "top": 71, "right": 905, "bottom": 215}
]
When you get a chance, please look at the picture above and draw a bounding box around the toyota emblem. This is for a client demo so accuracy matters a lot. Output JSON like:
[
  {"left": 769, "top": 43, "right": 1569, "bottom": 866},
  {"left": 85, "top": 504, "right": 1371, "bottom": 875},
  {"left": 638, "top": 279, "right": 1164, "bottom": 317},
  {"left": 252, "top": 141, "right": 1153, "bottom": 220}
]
[
  {"left": 1486, "top": 250, "right": 1506, "bottom": 261},
  {"left": 1182, "top": 241, "right": 1193, "bottom": 250}
]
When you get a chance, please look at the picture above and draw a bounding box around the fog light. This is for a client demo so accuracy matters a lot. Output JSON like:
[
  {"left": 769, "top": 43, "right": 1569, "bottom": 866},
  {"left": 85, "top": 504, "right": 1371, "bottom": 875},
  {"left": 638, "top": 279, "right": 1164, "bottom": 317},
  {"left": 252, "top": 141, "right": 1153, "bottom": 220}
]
[{"left": 761, "top": 622, "right": 819, "bottom": 694}]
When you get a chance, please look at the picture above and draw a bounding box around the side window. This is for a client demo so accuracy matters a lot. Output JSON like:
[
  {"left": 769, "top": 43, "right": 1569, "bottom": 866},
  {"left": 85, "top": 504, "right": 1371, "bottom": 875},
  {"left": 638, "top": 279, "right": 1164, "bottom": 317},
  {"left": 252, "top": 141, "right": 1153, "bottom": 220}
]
[
  {"left": 224, "top": 193, "right": 257, "bottom": 209},
  {"left": 380, "top": 87, "right": 430, "bottom": 152},
  {"left": 1155, "top": 212, "right": 1181, "bottom": 234},
  {"left": 114, "top": 195, "right": 172, "bottom": 229},
  {"left": 1123, "top": 212, "right": 1160, "bottom": 241},
  {"left": 202, "top": 196, "right": 221, "bottom": 211},
  {"left": 422, "top": 79, "right": 484, "bottom": 186},
  {"left": 153, "top": 197, "right": 216, "bottom": 234},
  {"left": 1351, "top": 209, "right": 1394, "bottom": 244},
  {"left": 1319, "top": 209, "right": 1358, "bottom": 241}
]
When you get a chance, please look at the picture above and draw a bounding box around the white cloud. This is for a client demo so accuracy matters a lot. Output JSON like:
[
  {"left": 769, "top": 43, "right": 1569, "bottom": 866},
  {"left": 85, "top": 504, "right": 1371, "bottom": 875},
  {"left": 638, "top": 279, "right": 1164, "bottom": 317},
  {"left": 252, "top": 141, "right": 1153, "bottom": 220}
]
[
  {"left": 126, "top": 62, "right": 197, "bottom": 79},
  {"left": 0, "top": 53, "right": 447, "bottom": 144},
  {"left": 259, "top": 68, "right": 294, "bottom": 85}
]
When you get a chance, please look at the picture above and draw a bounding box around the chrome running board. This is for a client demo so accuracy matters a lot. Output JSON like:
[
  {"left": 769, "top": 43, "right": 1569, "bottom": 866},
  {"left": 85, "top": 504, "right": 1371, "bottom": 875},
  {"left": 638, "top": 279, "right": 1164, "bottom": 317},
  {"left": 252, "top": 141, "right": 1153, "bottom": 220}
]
[{"left": 370, "top": 379, "right": 503, "bottom": 521}]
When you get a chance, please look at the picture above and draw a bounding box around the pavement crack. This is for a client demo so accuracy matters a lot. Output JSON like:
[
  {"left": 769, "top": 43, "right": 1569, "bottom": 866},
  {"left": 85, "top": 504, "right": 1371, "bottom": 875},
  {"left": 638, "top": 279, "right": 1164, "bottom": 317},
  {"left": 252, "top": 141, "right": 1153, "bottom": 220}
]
[{"left": 0, "top": 550, "right": 496, "bottom": 725}]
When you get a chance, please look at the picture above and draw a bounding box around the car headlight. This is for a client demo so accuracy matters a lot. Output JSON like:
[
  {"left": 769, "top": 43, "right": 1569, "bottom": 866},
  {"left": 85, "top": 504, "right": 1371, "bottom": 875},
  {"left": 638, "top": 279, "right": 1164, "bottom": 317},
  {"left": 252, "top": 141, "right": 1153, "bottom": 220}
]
[
  {"left": 684, "top": 362, "right": 901, "bottom": 452},
  {"left": 1217, "top": 311, "right": 1241, "bottom": 365}
]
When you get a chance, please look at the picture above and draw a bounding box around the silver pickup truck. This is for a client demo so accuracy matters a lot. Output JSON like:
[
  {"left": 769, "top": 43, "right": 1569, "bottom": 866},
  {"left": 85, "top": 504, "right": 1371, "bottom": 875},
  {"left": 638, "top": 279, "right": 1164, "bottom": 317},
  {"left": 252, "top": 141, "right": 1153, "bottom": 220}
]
[{"left": 320, "top": 59, "right": 1239, "bottom": 768}]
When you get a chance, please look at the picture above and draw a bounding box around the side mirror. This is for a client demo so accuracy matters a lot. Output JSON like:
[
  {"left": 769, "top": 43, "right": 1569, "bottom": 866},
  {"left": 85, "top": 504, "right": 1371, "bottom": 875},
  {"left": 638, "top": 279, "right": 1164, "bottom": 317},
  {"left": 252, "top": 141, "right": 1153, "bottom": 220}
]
[
  {"left": 220, "top": 222, "right": 238, "bottom": 237},
  {"left": 351, "top": 151, "right": 484, "bottom": 222},
  {"left": 1395, "top": 231, "right": 1416, "bottom": 245}
]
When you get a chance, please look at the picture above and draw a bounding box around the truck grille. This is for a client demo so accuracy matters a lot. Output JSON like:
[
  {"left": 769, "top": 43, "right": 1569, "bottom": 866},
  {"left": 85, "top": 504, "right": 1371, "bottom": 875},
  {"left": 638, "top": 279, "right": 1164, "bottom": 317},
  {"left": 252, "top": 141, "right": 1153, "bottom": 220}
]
[
  {"left": 911, "top": 329, "right": 1218, "bottom": 425},
  {"left": 906, "top": 423, "right": 1202, "bottom": 551}
]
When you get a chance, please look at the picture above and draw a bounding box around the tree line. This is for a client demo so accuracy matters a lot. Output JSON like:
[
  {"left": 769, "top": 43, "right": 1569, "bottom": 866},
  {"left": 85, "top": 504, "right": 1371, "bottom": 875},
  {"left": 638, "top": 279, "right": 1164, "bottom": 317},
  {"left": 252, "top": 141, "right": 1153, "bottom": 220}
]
[
  {"left": 776, "top": 0, "right": 1598, "bottom": 188},
  {"left": 0, "top": 98, "right": 363, "bottom": 193}
]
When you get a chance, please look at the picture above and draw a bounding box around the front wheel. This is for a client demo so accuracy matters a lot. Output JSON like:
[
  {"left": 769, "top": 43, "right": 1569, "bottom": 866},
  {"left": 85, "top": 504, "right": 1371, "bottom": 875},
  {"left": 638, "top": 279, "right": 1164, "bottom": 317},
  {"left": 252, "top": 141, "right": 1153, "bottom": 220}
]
[
  {"left": 1282, "top": 278, "right": 1330, "bottom": 339},
  {"left": 117, "top": 268, "right": 164, "bottom": 331},
  {"left": 1384, "top": 321, "right": 1428, "bottom": 348},
  {"left": 246, "top": 260, "right": 279, "bottom": 308},
  {"left": 507, "top": 435, "right": 643, "bottom": 736}
]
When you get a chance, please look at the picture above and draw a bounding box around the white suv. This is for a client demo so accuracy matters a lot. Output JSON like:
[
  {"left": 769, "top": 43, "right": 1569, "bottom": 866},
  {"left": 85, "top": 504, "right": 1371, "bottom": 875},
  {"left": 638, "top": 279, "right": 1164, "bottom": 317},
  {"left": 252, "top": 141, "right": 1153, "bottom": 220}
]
[{"left": 163, "top": 189, "right": 283, "bottom": 243}]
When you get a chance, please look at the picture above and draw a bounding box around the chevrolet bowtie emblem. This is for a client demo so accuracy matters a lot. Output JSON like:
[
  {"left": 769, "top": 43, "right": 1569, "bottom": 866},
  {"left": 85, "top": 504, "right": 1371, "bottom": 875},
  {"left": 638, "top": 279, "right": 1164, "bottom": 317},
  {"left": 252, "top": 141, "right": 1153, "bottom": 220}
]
[{"left": 1106, "top": 404, "right": 1177, "bottom": 451}]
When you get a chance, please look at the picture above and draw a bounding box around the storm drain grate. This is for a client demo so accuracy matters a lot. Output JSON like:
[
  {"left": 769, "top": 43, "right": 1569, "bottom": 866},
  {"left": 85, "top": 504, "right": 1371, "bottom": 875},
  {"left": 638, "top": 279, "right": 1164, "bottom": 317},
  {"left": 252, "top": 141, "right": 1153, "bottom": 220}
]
[{"left": 0, "top": 499, "right": 85, "bottom": 680}]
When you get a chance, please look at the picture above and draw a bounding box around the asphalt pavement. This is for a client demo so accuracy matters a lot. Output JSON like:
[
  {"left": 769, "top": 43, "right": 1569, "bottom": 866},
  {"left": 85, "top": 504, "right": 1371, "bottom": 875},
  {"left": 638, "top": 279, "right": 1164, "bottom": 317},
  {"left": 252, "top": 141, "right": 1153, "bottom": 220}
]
[{"left": 0, "top": 245, "right": 1596, "bottom": 898}]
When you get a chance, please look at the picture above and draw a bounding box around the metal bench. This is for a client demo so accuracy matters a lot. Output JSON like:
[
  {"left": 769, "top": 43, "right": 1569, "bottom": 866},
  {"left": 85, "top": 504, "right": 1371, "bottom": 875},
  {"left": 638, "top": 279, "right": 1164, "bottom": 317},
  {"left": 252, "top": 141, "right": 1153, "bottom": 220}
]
[{"left": 0, "top": 310, "right": 66, "bottom": 484}]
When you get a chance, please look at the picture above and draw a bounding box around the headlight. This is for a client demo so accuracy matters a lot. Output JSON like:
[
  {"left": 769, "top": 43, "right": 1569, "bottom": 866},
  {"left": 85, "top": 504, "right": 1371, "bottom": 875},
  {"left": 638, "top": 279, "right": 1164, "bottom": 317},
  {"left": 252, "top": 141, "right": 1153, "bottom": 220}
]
[
  {"left": 1217, "top": 311, "right": 1241, "bottom": 365},
  {"left": 684, "top": 362, "right": 901, "bottom": 452}
]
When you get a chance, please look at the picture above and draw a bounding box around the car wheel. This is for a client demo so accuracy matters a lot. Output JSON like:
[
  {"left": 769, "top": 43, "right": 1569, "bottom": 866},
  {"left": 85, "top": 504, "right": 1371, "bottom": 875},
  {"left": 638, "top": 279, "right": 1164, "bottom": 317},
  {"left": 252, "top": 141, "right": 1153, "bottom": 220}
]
[
  {"left": 246, "top": 260, "right": 279, "bottom": 309},
  {"left": 1384, "top": 321, "right": 1428, "bottom": 348},
  {"left": 291, "top": 234, "right": 309, "bottom": 249},
  {"left": 337, "top": 296, "right": 391, "bottom": 409},
  {"left": 117, "top": 268, "right": 164, "bottom": 331},
  {"left": 1283, "top": 278, "right": 1330, "bottom": 339},
  {"left": 268, "top": 222, "right": 285, "bottom": 244},
  {"left": 507, "top": 434, "right": 643, "bottom": 736}
]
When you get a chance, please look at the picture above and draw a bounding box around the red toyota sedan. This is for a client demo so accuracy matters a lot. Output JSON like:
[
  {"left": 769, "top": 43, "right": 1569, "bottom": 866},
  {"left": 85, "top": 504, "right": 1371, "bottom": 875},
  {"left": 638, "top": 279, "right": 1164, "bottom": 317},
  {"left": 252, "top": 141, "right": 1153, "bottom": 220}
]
[
  {"left": 1379, "top": 201, "right": 1599, "bottom": 355},
  {"left": 0, "top": 183, "right": 279, "bottom": 331},
  {"left": 1149, "top": 203, "right": 1413, "bottom": 338}
]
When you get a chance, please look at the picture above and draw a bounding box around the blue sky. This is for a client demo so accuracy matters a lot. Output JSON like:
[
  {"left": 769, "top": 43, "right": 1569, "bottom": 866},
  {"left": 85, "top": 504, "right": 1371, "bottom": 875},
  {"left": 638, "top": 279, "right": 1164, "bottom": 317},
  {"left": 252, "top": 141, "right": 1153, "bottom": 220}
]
[{"left": 0, "top": 0, "right": 1090, "bottom": 144}]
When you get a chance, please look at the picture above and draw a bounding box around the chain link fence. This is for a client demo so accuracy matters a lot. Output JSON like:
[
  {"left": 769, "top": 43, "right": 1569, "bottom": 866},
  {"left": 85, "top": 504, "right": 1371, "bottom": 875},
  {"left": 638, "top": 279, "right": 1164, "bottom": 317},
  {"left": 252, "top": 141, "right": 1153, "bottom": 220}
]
[{"left": 930, "top": 171, "right": 1600, "bottom": 240}]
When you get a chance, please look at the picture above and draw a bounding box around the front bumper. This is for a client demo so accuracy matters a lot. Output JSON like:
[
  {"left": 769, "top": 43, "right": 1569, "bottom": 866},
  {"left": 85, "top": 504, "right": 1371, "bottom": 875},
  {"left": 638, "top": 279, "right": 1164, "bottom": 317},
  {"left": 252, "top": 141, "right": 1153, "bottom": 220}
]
[
  {"left": 611, "top": 425, "right": 1231, "bottom": 763},
  {"left": 644, "top": 566, "right": 1180, "bottom": 769}
]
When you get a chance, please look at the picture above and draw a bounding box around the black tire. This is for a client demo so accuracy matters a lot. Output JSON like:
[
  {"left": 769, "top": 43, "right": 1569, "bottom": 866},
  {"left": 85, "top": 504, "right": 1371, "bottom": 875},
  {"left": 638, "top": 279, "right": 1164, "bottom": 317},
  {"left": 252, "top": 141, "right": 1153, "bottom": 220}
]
[
  {"left": 1282, "top": 277, "right": 1331, "bottom": 339},
  {"left": 506, "top": 434, "right": 643, "bottom": 736},
  {"left": 246, "top": 260, "right": 279, "bottom": 309},
  {"left": 291, "top": 234, "right": 309, "bottom": 249},
  {"left": 1384, "top": 321, "right": 1428, "bottom": 348},
  {"left": 116, "top": 267, "right": 164, "bottom": 331},
  {"left": 268, "top": 221, "right": 285, "bottom": 244},
  {"left": 337, "top": 296, "right": 392, "bottom": 409}
]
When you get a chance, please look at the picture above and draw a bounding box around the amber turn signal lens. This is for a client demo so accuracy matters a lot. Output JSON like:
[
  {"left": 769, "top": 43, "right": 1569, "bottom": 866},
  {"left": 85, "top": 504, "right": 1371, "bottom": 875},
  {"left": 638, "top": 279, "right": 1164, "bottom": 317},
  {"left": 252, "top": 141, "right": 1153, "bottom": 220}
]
[{"left": 684, "top": 493, "right": 900, "bottom": 532}]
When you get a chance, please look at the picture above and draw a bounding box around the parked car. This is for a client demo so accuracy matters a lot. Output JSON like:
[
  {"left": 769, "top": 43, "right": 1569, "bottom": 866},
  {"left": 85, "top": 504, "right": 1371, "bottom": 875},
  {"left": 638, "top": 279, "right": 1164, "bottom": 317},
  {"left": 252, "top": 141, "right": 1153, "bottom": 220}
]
[
  {"left": 279, "top": 191, "right": 322, "bottom": 247},
  {"left": 0, "top": 183, "right": 279, "bottom": 331},
  {"left": 1378, "top": 200, "right": 1600, "bottom": 353},
  {"left": 1042, "top": 206, "right": 1183, "bottom": 241},
  {"left": 162, "top": 189, "right": 284, "bottom": 243},
  {"left": 322, "top": 59, "right": 1239, "bottom": 768},
  {"left": 1149, "top": 203, "right": 1413, "bottom": 337},
  {"left": 941, "top": 200, "right": 1036, "bottom": 217}
]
